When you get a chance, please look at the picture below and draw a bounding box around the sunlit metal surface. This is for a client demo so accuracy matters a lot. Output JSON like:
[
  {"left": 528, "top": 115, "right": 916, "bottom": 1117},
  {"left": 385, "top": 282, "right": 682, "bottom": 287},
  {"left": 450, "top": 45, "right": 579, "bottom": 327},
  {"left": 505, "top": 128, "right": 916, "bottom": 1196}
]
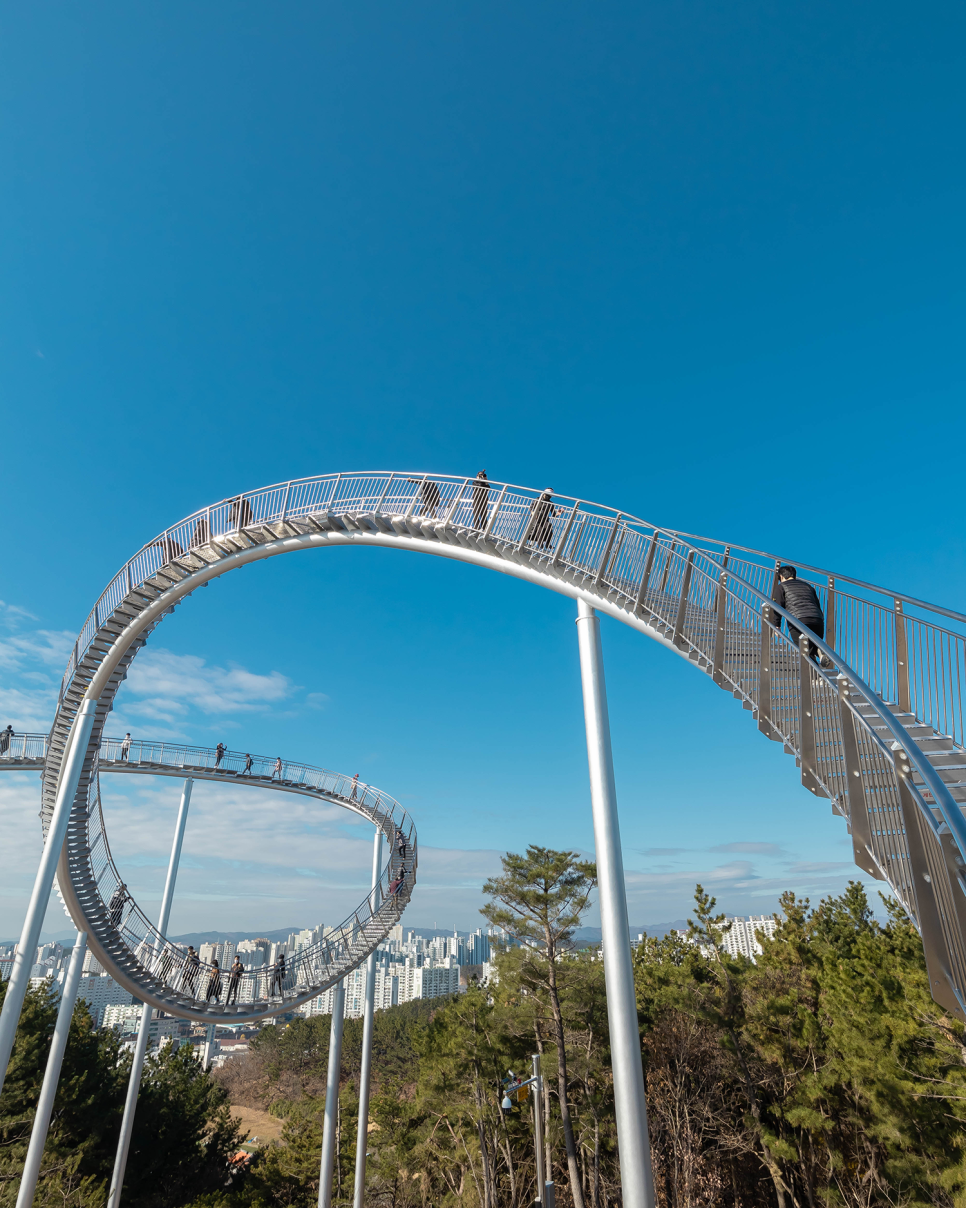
[{"left": 34, "top": 471, "right": 966, "bottom": 1020}]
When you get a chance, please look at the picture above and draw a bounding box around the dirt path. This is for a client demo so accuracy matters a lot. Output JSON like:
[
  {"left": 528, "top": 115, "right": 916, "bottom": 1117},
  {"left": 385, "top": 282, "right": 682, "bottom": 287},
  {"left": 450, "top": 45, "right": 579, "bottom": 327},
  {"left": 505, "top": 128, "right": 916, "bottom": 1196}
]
[{"left": 231, "top": 1104, "right": 285, "bottom": 1146}]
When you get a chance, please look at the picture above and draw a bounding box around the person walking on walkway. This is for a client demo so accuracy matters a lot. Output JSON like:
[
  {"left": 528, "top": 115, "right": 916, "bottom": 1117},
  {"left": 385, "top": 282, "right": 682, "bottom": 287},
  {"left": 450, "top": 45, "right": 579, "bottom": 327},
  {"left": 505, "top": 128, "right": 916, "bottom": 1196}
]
[
  {"left": 350, "top": 772, "right": 359, "bottom": 800},
  {"left": 529, "top": 489, "right": 557, "bottom": 550},
  {"left": 472, "top": 470, "right": 490, "bottom": 530},
  {"left": 205, "top": 959, "right": 223, "bottom": 1003},
  {"left": 395, "top": 830, "right": 408, "bottom": 861},
  {"left": 215, "top": 742, "right": 226, "bottom": 768},
  {"left": 242, "top": 753, "right": 253, "bottom": 776},
  {"left": 272, "top": 757, "right": 283, "bottom": 780},
  {"left": 181, "top": 946, "right": 200, "bottom": 994},
  {"left": 0, "top": 725, "right": 12, "bottom": 756},
  {"left": 226, "top": 955, "right": 244, "bottom": 1004},
  {"left": 772, "top": 565, "right": 828, "bottom": 665},
  {"left": 270, "top": 953, "right": 286, "bottom": 996},
  {"left": 120, "top": 733, "right": 132, "bottom": 762},
  {"left": 388, "top": 873, "right": 404, "bottom": 898},
  {"left": 109, "top": 883, "right": 129, "bottom": 929}
]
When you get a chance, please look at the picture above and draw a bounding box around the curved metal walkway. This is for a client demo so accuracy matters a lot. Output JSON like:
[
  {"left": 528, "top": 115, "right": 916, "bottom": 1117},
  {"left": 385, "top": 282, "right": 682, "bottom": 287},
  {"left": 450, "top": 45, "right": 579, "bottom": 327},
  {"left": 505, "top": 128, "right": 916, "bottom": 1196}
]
[
  {"left": 44, "top": 471, "right": 966, "bottom": 1019},
  {"left": 2, "top": 735, "right": 416, "bottom": 1023}
]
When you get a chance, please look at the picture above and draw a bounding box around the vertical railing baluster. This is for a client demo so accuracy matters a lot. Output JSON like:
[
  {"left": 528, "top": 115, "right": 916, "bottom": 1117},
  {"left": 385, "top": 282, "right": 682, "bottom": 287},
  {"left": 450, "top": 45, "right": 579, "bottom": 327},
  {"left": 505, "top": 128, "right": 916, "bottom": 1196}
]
[
  {"left": 594, "top": 516, "right": 623, "bottom": 588},
  {"left": 482, "top": 484, "right": 508, "bottom": 540},
  {"left": 658, "top": 539, "right": 677, "bottom": 593},
  {"left": 712, "top": 571, "right": 729, "bottom": 686},
  {"left": 837, "top": 679, "right": 880, "bottom": 877},
  {"left": 895, "top": 599, "right": 911, "bottom": 713},
  {"left": 375, "top": 474, "right": 395, "bottom": 513},
  {"left": 798, "top": 636, "right": 821, "bottom": 795},
  {"left": 634, "top": 533, "right": 660, "bottom": 614},
  {"left": 758, "top": 604, "right": 775, "bottom": 738},
  {"left": 672, "top": 551, "right": 694, "bottom": 649},
  {"left": 443, "top": 479, "right": 469, "bottom": 525},
  {"left": 551, "top": 501, "right": 582, "bottom": 568},
  {"left": 825, "top": 576, "right": 835, "bottom": 651}
]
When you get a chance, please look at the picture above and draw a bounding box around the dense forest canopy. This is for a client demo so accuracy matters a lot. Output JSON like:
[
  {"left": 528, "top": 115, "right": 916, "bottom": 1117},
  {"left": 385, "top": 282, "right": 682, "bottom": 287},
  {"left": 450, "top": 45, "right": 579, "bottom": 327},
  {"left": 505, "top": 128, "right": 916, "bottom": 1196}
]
[{"left": 4, "top": 860, "right": 966, "bottom": 1208}]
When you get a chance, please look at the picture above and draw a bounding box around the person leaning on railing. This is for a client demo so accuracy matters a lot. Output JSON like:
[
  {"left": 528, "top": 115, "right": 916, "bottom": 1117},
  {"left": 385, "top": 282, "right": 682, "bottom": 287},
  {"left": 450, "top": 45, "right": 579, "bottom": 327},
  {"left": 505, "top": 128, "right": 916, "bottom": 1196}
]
[
  {"left": 772, "top": 565, "right": 831, "bottom": 667},
  {"left": 0, "top": 725, "right": 12, "bottom": 756}
]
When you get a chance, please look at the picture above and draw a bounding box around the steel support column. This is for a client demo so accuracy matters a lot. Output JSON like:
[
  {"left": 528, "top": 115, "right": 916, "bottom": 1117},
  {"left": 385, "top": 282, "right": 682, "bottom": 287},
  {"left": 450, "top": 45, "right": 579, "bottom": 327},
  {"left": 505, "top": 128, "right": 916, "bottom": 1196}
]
[
  {"left": 0, "top": 697, "right": 99, "bottom": 1098},
  {"left": 319, "top": 980, "right": 347, "bottom": 1208},
  {"left": 353, "top": 828, "right": 384, "bottom": 1208},
  {"left": 532, "top": 1054, "right": 548, "bottom": 1206},
  {"left": 575, "top": 601, "right": 655, "bottom": 1208},
  {"left": 107, "top": 778, "right": 193, "bottom": 1208},
  {"left": 15, "top": 932, "right": 88, "bottom": 1208}
]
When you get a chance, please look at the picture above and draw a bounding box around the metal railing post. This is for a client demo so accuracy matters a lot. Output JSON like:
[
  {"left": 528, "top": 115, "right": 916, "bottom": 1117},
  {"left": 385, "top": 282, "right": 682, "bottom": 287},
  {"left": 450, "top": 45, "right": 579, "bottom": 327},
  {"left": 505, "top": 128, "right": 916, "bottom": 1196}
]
[
  {"left": 672, "top": 551, "right": 694, "bottom": 649},
  {"left": 894, "top": 599, "right": 911, "bottom": 712},
  {"left": 404, "top": 475, "right": 427, "bottom": 519},
  {"left": 107, "top": 778, "right": 192, "bottom": 1208},
  {"left": 374, "top": 474, "right": 395, "bottom": 513},
  {"left": 575, "top": 601, "right": 656, "bottom": 1208},
  {"left": 594, "top": 515, "right": 623, "bottom": 588},
  {"left": 353, "top": 828, "right": 384, "bottom": 1208},
  {"left": 482, "top": 484, "right": 508, "bottom": 540},
  {"left": 0, "top": 697, "right": 99, "bottom": 1100},
  {"left": 551, "top": 501, "right": 582, "bottom": 567},
  {"left": 658, "top": 539, "right": 676, "bottom": 593},
  {"left": 442, "top": 479, "right": 469, "bottom": 525},
  {"left": 712, "top": 571, "right": 729, "bottom": 686},
  {"left": 319, "top": 979, "right": 347, "bottom": 1208},
  {"left": 798, "top": 637, "right": 821, "bottom": 795},
  {"left": 634, "top": 532, "right": 660, "bottom": 614},
  {"left": 14, "top": 933, "right": 88, "bottom": 1208},
  {"left": 826, "top": 577, "right": 836, "bottom": 651},
  {"left": 758, "top": 606, "right": 775, "bottom": 740},
  {"left": 836, "top": 677, "right": 879, "bottom": 879}
]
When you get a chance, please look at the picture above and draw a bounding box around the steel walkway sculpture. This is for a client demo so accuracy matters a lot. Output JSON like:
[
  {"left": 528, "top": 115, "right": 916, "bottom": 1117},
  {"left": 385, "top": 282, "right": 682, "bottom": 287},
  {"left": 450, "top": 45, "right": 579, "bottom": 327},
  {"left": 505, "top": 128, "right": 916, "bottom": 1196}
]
[
  {"left": 44, "top": 471, "right": 964, "bottom": 1017},
  {"left": 0, "top": 735, "right": 416, "bottom": 1023},
  {"left": 4, "top": 470, "right": 966, "bottom": 1208}
]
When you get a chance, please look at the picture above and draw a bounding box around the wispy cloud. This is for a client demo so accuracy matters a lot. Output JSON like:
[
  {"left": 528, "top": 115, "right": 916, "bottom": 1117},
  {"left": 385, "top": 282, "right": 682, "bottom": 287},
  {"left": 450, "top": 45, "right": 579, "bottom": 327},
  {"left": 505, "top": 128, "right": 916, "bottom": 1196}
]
[
  {"left": 711, "top": 841, "right": 788, "bottom": 857},
  {"left": 0, "top": 611, "right": 75, "bottom": 730},
  {"left": 124, "top": 649, "right": 294, "bottom": 718}
]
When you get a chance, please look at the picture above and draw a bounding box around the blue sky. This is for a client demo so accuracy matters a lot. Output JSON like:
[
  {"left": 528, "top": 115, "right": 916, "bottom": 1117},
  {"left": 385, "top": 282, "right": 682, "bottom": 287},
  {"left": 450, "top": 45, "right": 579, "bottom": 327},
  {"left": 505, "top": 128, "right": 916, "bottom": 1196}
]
[{"left": 1, "top": 0, "right": 964, "bottom": 938}]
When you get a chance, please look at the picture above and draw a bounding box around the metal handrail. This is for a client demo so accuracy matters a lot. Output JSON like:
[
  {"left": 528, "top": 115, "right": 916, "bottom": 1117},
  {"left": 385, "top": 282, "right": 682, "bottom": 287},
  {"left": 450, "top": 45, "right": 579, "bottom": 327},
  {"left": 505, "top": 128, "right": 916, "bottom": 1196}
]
[
  {"left": 42, "top": 471, "right": 966, "bottom": 1020},
  {"left": 31, "top": 735, "right": 416, "bottom": 1022},
  {"left": 60, "top": 473, "right": 966, "bottom": 752}
]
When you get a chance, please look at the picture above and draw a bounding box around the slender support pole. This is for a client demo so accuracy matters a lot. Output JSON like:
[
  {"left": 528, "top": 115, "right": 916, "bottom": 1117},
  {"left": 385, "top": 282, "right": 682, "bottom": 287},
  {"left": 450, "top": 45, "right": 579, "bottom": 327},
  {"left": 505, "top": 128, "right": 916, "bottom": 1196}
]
[
  {"left": 202, "top": 1023, "right": 216, "bottom": 1069},
  {"left": 318, "top": 980, "right": 347, "bottom": 1208},
  {"left": 107, "top": 778, "right": 193, "bottom": 1208},
  {"left": 14, "top": 933, "right": 88, "bottom": 1208},
  {"left": 532, "top": 1053, "right": 547, "bottom": 1205},
  {"left": 0, "top": 697, "right": 99, "bottom": 1099},
  {"left": 353, "top": 829, "right": 384, "bottom": 1208},
  {"left": 575, "top": 602, "right": 655, "bottom": 1208}
]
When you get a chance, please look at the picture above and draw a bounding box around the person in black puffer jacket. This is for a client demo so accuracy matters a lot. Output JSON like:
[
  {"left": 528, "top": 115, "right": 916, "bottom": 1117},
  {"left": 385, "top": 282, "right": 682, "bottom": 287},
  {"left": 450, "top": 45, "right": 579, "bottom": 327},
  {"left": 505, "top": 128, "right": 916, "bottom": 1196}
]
[{"left": 772, "top": 565, "right": 828, "bottom": 664}]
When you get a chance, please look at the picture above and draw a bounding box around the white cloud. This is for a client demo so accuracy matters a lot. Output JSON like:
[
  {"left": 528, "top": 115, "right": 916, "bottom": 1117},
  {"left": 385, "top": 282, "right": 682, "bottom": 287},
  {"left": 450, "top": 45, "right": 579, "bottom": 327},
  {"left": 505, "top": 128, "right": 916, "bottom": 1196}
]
[{"left": 123, "top": 649, "right": 294, "bottom": 718}]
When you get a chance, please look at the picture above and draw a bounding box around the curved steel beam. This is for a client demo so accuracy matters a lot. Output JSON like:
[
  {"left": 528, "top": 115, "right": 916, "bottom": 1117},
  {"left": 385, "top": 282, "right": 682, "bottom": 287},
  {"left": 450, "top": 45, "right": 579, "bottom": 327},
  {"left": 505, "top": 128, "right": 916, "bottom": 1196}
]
[{"left": 38, "top": 473, "right": 966, "bottom": 1021}]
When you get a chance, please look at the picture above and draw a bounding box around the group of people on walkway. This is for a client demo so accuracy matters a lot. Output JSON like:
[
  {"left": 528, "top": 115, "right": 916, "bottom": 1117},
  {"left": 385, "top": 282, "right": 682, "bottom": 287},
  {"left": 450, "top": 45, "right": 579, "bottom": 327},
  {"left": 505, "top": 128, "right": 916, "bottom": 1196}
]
[
  {"left": 0, "top": 725, "right": 14, "bottom": 756},
  {"left": 166, "top": 947, "right": 289, "bottom": 1003}
]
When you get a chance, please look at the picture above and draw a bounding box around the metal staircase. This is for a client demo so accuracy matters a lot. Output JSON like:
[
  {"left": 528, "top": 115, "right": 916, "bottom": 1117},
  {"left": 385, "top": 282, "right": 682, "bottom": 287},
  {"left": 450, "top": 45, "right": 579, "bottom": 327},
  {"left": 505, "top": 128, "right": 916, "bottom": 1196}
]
[
  {"left": 2, "top": 735, "right": 416, "bottom": 1024},
  {"left": 37, "top": 472, "right": 966, "bottom": 1021}
]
